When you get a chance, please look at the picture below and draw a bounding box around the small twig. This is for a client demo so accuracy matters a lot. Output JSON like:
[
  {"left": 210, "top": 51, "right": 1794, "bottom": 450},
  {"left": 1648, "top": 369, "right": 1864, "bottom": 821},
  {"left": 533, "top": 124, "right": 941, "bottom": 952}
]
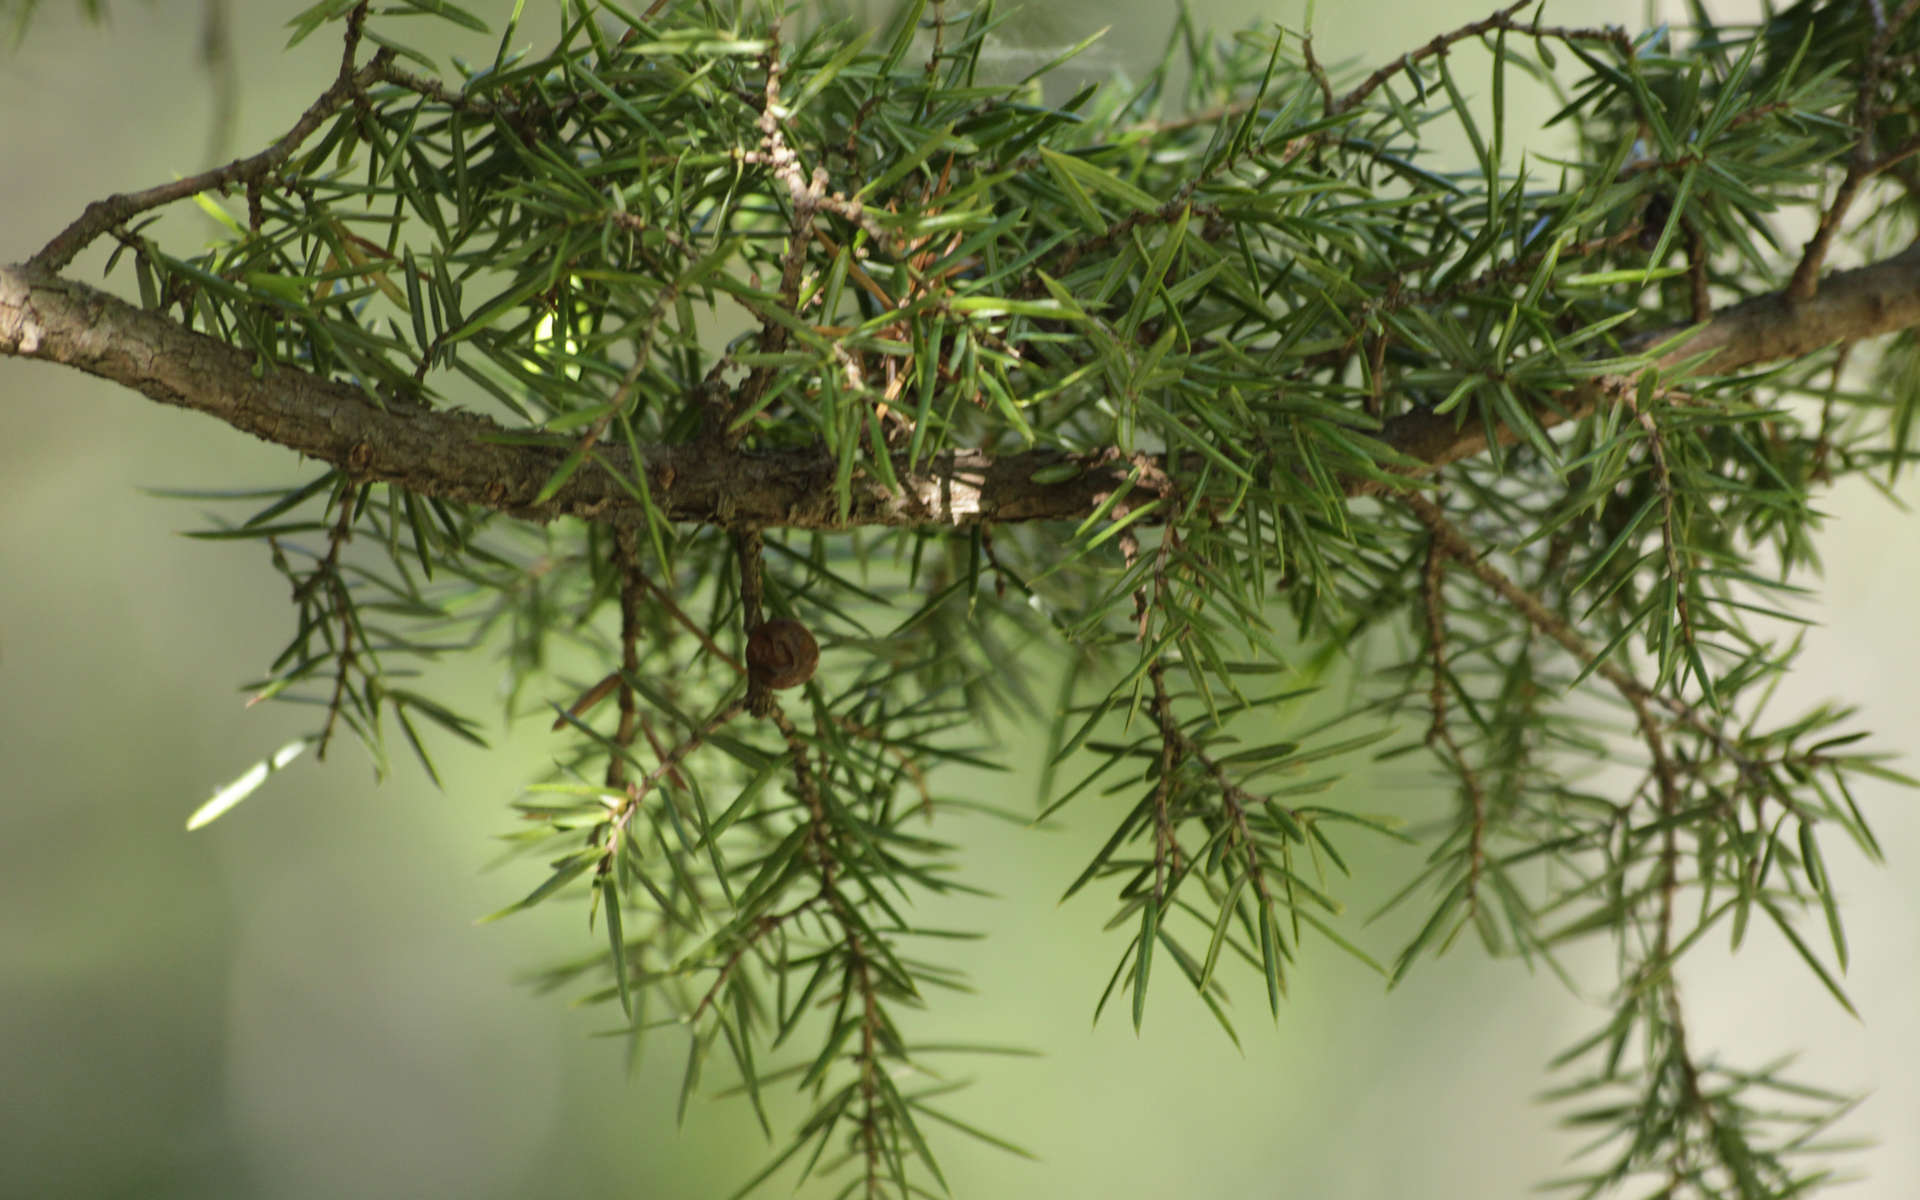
[
  {"left": 637, "top": 712, "right": 689, "bottom": 793},
  {"left": 1301, "top": 31, "right": 1335, "bottom": 117},
  {"left": 1193, "top": 746, "right": 1281, "bottom": 915},
  {"left": 735, "top": 529, "right": 766, "bottom": 632},
  {"left": 312, "top": 481, "right": 364, "bottom": 761},
  {"left": 1139, "top": 518, "right": 1188, "bottom": 905},
  {"left": 635, "top": 567, "right": 745, "bottom": 676},
  {"left": 605, "top": 527, "right": 646, "bottom": 790},
  {"left": 1420, "top": 534, "right": 1486, "bottom": 907},
  {"left": 729, "top": 20, "right": 825, "bottom": 445},
  {"left": 689, "top": 896, "right": 820, "bottom": 1020},
  {"left": 1407, "top": 491, "right": 1643, "bottom": 696},
  {"left": 769, "top": 705, "right": 827, "bottom": 869},
  {"left": 587, "top": 542, "right": 753, "bottom": 887},
  {"left": 30, "top": 14, "right": 389, "bottom": 272},
  {"left": 1403, "top": 491, "right": 1777, "bottom": 813},
  {"left": 1788, "top": 0, "right": 1920, "bottom": 299},
  {"left": 760, "top": 693, "right": 886, "bottom": 1188},
  {"left": 619, "top": 697, "right": 747, "bottom": 821},
  {"left": 1808, "top": 343, "right": 1853, "bottom": 483},
  {"left": 1684, "top": 219, "right": 1712, "bottom": 325},
  {"left": 1145, "top": 652, "right": 1181, "bottom": 906},
  {"left": 1333, "top": 2, "right": 1628, "bottom": 116},
  {"left": 552, "top": 672, "right": 622, "bottom": 731},
  {"left": 1626, "top": 392, "right": 1699, "bottom": 666}
]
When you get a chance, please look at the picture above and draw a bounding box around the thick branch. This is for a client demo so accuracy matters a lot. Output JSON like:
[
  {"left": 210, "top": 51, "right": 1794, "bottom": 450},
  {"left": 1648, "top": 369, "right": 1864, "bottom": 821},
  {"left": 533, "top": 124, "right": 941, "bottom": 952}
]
[
  {"left": 1365, "top": 240, "right": 1920, "bottom": 486},
  {"left": 0, "top": 263, "right": 1156, "bottom": 528},
  {"left": 5, "top": 243, "right": 1920, "bottom": 530}
]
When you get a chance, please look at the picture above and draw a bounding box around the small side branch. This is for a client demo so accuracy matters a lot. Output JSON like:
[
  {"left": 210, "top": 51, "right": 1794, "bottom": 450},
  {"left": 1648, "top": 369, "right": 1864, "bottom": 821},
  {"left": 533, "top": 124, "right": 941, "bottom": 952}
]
[
  {"left": 1627, "top": 394, "right": 1699, "bottom": 664},
  {"left": 1334, "top": 2, "right": 1632, "bottom": 115},
  {"left": 1420, "top": 536, "right": 1486, "bottom": 907},
  {"left": 605, "top": 528, "right": 647, "bottom": 792},
  {"left": 29, "top": 12, "right": 390, "bottom": 273},
  {"left": 310, "top": 480, "right": 364, "bottom": 761},
  {"left": 1404, "top": 492, "right": 1688, "bottom": 814},
  {"left": 1788, "top": 0, "right": 1920, "bottom": 299},
  {"left": 1405, "top": 491, "right": 1646, "bottom": 704}
]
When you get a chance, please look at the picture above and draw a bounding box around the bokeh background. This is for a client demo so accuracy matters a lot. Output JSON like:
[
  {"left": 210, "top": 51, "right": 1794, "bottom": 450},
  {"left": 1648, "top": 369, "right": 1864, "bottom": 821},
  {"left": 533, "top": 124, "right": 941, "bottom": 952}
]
[{"left": 3, "top": 2, "right": 1916, "bottom": 1197}]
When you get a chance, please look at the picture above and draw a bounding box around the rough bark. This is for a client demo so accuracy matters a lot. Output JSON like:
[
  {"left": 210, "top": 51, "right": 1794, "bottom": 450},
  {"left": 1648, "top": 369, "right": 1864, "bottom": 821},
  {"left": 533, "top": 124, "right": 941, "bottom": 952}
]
[{"left": 6, "top": 244, "right": 1920, "bottom": 530}]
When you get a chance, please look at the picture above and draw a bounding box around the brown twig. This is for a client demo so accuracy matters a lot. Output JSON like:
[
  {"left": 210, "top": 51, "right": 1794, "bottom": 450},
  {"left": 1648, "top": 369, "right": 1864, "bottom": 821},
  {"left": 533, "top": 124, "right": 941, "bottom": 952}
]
[
  {"left": 1400, "top": 489, "right": 1775, "bottom": 816},
  {"left": 1301, "top": 31, "right": 1335, "bottom": 117},
  {"left": 1334, "top": 3, "right": 1634, "bottom": 120},
  {"left": 729, "top": 21, "right": 823, "bottom": 446},
  {"left": 734, "top": 529, "right": 785, "bottom": 717},
  {"left": 550, "top": 560, "right": 745, "bottom": 731},
  {"left": 1406, "top": 490, "right": 1648, "bottom": 701},
  {"left": 604, "top": 527, "right": 646, "bottom": 790},
  {"left": 1684, "top": 218, "right": 1712, "bottom": 325},
  {"left": 311, "top": 480, "right": 364, "bottom": 761},
  {"left": 1420, "top": 534, "right": 1487, "bottom": 908},
  {"left": 1625, "top": 390, "right": 1699, "bottom": 667},
  {"left": 1145, "top": 652, "right": 1181, "bottom": 907},
  {"left": 623, "top": 697, "right": 747, "bottom": 817},
  {"left": 29, "top": 13, "right": 389, "bottom": 273},
  {"left": 1788, "top": 0, "right": 1920, "bottom": 299},
  {"left": 689, "top": 895, "right": 820, "bottom": 1020}
]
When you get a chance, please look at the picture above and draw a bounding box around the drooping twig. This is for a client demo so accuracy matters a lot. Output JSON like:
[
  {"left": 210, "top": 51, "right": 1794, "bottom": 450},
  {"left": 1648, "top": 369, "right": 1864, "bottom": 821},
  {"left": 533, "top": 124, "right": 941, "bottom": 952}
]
[
  {"left": 310, "top": 479, "right": 365, "bottom": 762},
  {"left": 1625, "top": 391, "right": 1699, "bottom": 669},
  {"left": 1402, "top": 491, "right": 1707, "bottom": 822},
  {"left": 604, "top": 527, "right": 647, "bottom": 792},
  {"left": 1420, "top": 535, "right": 1487, "bottom": 909},
  {"left": 550, "top": 558, "right": 744, "bottom": 731}
]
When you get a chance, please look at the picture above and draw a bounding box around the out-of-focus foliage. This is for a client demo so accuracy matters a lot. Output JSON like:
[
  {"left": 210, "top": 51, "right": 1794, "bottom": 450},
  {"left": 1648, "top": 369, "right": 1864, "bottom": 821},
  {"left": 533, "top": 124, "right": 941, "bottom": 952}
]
[{"left": 2, "top": 0, "right": 112, "bottom": 43}]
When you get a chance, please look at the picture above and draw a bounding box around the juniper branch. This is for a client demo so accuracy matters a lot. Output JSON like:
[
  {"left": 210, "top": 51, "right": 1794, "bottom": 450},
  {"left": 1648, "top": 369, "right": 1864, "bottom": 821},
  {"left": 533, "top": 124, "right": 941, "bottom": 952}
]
[{"left": 9, "top": 245, "right": 1920, "bottom": 530}]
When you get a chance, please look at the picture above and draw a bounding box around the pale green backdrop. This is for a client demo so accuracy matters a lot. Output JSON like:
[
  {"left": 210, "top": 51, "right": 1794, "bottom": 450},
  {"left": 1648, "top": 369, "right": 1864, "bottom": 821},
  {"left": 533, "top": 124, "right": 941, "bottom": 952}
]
[{"left": 2, "top": 2, "right": 1915, "bottom": 1197}]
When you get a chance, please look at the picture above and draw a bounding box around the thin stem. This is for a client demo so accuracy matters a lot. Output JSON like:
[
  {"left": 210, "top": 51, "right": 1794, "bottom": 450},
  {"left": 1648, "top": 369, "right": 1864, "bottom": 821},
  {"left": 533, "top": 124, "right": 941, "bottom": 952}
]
[
  {"left": 1421, "top": 535, "right": 1487, "bottom": 908},
  {"left": 30, "top": 14, "right": 389, "bottom": 272}
]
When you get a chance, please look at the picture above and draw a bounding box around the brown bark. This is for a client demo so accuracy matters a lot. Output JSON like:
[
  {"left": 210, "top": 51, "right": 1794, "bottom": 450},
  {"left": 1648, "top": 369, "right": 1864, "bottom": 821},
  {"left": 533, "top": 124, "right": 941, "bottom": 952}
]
[{"left": 5, "top": 244, "right": 1920, "bottom": 531}]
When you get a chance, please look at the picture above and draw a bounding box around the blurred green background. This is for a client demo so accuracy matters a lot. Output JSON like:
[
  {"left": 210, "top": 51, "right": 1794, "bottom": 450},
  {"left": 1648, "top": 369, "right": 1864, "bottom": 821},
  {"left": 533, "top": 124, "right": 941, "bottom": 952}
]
[{"left": 2, "top": 2, "right": 1915, "bottom": 1197}]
